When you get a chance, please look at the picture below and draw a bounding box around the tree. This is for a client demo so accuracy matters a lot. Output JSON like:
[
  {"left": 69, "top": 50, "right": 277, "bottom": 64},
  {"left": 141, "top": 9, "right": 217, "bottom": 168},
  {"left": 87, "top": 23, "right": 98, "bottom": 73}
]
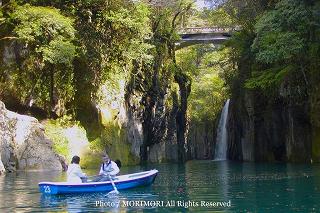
[
  {"left": 2, "top": 4, "right": 76, "bottom": 116},
  {"left": 176, "top": 45, "right": 228, "bottom": 123},
  {"left": 247, "top": 0, "right": 311, "bottom": 89}
]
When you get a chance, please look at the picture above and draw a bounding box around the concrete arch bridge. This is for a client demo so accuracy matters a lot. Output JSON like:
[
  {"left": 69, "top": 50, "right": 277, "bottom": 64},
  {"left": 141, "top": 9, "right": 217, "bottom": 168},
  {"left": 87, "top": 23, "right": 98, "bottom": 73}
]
[{"left": 176, "top": 27, "right": 238, "bottom": 50}]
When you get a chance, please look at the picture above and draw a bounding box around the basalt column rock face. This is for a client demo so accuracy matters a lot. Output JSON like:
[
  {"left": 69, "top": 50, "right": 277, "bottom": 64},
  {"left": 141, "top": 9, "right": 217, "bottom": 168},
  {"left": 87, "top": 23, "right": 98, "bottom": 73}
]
[
  {"left": 0, "top": 101, "right": 62, "bottom": 173},
  {"left": 187, "top": 121, "right": 215, "bottom": 160},
  {"left": 123, "top": 39, "right": 184, "bottom": 163},
  {"left": 227, "top": 88, "right": 312, "bottom": 163},
  {"left": 125, "top": 84, "right": 180, "bottom": 163}
]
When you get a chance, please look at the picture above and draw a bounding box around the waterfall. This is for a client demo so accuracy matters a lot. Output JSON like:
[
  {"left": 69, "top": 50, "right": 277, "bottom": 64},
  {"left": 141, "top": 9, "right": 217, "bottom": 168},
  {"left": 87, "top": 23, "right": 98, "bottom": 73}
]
[{"left": 214, "top": 99, "right": 230, "bottom": 160}]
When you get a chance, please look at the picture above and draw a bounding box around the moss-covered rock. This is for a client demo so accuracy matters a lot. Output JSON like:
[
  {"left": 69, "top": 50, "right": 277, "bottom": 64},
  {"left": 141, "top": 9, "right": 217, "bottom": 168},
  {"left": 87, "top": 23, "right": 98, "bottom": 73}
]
[
  {"left": 44, "top": 119, "right": 91, "bottom": 164},
  {"left": 44, "top": 120, "right": 70, "bottom": 159},
  {"left": 80, "top": 150, "right": 102, "bottom": 169},
  {"left": 90, "top": 118, "right": 139, "bottom": 166}
]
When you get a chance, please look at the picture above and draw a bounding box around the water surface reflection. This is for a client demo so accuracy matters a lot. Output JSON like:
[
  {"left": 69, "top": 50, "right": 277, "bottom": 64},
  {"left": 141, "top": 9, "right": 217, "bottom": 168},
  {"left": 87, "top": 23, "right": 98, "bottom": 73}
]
[{"left": 1, "top": 161, "right": 320, "bottom": 212}]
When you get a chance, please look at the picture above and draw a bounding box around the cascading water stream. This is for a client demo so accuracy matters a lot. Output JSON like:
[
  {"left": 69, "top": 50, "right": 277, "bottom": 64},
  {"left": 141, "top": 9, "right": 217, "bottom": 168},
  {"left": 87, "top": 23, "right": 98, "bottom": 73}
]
[{"left": 214, "top": 99, "right": 230, "bottom": 160}]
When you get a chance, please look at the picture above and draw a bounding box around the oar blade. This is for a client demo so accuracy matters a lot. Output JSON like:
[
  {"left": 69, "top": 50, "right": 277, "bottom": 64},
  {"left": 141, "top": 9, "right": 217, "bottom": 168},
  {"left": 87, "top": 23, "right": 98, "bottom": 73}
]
[{"left": 106, "top": 189, "right": 119, "bottom": 197}]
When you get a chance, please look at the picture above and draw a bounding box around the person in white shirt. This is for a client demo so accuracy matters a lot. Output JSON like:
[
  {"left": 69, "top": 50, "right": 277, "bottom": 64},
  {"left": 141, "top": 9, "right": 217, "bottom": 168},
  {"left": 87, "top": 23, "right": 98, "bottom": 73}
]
[
  {"left": 93, "top": 154, "right": 120, "bottom": 182},
  {"left": 67, "top": 156, "right": 87, "bottom": 184}
]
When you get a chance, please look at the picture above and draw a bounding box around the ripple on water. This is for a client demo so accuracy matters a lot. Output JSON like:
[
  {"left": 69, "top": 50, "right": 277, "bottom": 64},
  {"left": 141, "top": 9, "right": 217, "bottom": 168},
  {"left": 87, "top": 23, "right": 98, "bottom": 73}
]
[{"left": 1, "top": 161, "right": 320, "bottom": 212}]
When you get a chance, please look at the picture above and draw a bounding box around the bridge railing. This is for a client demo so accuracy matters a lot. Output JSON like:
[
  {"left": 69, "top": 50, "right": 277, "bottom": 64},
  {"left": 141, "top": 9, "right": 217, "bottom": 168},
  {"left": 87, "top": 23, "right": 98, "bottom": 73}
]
[{"left": 178, "top": 26, "right": 240, "bottom": 34}]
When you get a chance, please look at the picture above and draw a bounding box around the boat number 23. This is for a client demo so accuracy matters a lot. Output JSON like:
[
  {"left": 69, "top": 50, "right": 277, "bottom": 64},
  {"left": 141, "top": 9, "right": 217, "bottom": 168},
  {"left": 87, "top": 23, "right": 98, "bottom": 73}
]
[{"left": 44, "top": 186, "right": 51, "bottom": 193}]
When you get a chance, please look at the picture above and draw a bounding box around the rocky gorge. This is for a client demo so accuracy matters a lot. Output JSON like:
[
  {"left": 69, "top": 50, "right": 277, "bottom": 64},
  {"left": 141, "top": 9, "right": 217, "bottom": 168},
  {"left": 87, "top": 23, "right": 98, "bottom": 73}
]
[{"left": 0, "top": 0, "right": 319, "bottom": 175}]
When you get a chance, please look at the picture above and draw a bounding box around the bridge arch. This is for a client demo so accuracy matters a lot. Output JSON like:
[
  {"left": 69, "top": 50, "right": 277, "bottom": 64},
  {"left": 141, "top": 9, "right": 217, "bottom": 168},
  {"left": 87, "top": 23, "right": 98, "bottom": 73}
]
[{"left": 175, "top": 27, "right": 237, "bottom": 50}]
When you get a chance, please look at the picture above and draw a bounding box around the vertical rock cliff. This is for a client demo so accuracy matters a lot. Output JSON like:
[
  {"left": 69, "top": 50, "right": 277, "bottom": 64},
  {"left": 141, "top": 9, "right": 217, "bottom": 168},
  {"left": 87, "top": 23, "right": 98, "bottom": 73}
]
[
  {"left": 187, "top": 121, "right": 215, "bottom": 160},
  {"left": 227, "top": 83, "right": 313, "bottom": 163}
]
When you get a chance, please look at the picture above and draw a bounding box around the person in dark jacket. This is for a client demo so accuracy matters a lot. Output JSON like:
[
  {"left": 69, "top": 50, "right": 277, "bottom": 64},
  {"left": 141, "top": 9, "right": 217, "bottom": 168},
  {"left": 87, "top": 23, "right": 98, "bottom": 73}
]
[{"left": 92, "top": 154, "right": 120, "bottom": 182}]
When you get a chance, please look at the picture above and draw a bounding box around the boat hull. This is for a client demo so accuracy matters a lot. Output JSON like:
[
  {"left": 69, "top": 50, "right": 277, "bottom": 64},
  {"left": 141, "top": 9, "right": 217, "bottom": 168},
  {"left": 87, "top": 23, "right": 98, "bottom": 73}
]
[{"left": 39, "top": 169, "right": 158, "bottom": 195}]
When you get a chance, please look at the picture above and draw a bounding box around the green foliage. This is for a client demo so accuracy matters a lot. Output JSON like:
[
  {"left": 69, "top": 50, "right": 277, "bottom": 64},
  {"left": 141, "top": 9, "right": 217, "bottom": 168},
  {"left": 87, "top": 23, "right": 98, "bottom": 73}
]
[
  {"left": 1, "top": 4, "right": 77, "bottom": 115},
  {"left": 0, "top": 0, "right": 278, "bottom": 165},
  {"left": 80, "top": 151, "right": 102, "bottom": 169},
  {"left": 73, "top": 1, "right": 153, "bottom": 92},
  {"left": 245, "top": 65, "right": 291, "bottom": 90},
  {"left": 252, "top": 0, "right": 310, "bottom": 64},
  {"left": 12, "top": 5, "right": 75, "bottom": 43},
  {"left": 236, "top": 0, "right": 314, "bottom": 91},
  {"left": 1, "top": 1, "right": 154, "bottom": 119},
  {"left": 0, "top": 9, "right": 5, "bottom": 24},
  {"left": 103, "top": 2, "right": 152, "bottom": 62},
  {"left": 40, "top": 38, "right": 76, "bottom": 65},
  {"left": 89, "top": 120, "right": 139, "bottom": 166},
  {"left": 54, "top": 114, "right": 80, "bottom": 127},
  {"left": 223, "top": 0, "right": 273, "bottom": 30},
  {"left": 201, "top": 7, "right": 236, "bottom": 27},
  {"left": 189, "top": 72, "right": 226, "bottom": 122},
  {"left": 176, "top": 46, "right": 198, "bottom": 76},
  {"left": 176, "top": 45, "right": 228, "bottom": 122},
  {"left": 45, "top": 120, "right": 69, "bottom": 158}
]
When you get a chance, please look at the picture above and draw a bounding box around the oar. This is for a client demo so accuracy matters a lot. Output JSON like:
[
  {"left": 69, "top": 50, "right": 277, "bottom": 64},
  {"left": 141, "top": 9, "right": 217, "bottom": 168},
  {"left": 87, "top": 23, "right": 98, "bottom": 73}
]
[{"left": 107, "top": 174, "right": 119, "bottom": 195}]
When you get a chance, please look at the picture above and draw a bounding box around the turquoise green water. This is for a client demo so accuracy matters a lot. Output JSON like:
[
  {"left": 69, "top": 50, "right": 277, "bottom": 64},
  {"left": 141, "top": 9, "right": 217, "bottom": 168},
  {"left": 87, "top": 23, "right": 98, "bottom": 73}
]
[{"left": 1, "top": 160, "right": 320, "bottom": 212}]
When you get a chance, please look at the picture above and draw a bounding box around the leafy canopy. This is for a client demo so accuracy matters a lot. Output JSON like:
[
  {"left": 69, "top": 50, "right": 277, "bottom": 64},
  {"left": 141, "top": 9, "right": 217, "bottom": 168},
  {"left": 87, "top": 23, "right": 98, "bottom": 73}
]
[
  {"left": 7, "top": 5, "right": 77, "bottom": 113},
  {"left": 252, "top": 0, "right": 310, "bottom": 64},
  {"left": 245, "top": 0, "right": 311, "bottom": 90}
]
